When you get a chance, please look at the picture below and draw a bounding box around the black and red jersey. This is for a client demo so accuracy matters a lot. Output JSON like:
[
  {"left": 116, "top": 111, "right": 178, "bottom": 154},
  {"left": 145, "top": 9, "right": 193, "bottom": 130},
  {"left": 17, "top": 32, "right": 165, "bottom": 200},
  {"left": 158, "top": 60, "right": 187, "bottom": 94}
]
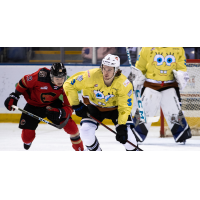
[{"left": 16, "top": 67, "right": 73, "bottom": 116}]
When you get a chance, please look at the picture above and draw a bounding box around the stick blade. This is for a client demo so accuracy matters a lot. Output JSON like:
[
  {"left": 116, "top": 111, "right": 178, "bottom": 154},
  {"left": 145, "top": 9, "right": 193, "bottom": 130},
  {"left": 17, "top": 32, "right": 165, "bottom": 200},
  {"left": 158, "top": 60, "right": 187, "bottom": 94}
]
[{"left": 56, "top": 114, "right": 70, "bottom": 129}]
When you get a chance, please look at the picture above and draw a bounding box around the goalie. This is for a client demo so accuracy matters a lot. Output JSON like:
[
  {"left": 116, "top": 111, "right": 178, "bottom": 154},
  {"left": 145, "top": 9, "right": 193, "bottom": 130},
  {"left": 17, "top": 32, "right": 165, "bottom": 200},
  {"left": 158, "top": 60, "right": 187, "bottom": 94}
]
[{"left": 130, "top": 47, "right": 192, "bottom": 143}]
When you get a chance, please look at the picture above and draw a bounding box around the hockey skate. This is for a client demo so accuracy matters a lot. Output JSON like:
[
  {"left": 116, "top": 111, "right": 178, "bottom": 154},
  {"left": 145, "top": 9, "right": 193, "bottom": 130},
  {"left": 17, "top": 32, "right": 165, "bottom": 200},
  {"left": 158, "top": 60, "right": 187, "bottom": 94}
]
[{"left": 24, "top": 142, "right": 32, "bottom": 150}]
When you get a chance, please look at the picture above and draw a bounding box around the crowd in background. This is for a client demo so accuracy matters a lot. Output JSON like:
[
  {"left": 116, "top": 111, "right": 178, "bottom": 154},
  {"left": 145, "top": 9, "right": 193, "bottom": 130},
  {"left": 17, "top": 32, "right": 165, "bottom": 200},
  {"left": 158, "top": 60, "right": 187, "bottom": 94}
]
[{"left": 0, "top": 47, "right": 199, "bottom": 65}]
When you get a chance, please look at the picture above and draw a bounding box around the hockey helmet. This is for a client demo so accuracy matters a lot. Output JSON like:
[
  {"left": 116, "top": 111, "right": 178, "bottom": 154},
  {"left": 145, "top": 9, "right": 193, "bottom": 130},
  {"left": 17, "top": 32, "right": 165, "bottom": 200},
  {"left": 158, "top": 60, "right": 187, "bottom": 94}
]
[
  {"left": 50, "top": 63, "right": 67, "bottom": 80},
  {"left": 101, "top": 54, "right": 120, "bottom": 73}
]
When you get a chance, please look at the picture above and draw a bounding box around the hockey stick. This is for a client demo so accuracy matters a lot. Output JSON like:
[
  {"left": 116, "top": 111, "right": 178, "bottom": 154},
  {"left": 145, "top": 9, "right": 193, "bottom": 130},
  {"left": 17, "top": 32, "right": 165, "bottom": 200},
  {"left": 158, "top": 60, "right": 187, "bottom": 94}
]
[
  {"left": 12, "top": 105, "right": 70, "bottom": 129},
  {"left": 87, "top": 113, "right": 143, "bottom": 151},
  {"left": 126, "top": 47, "right": 160, "bottom": 123}
]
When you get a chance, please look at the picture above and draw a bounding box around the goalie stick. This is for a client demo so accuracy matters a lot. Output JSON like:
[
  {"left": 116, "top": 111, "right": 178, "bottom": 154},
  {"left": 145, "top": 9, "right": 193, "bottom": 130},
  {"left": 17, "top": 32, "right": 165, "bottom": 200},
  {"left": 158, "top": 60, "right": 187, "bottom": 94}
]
[
  {"left": 87, "top": 113, "right": 143, "bottom": 151},
  {"left": 126, "top": 47, "right": 160, "bottom": 123},
  {"left": 12, "top": 105, "right": 70, "bottom": 129}
]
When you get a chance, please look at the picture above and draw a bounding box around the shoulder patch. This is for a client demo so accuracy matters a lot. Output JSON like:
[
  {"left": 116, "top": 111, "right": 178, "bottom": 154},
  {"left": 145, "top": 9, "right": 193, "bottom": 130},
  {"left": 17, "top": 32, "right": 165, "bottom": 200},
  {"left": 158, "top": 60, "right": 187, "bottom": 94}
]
[
  {"left": 123, "top": 79, "right": 130, "bottom": 87},
  {"left": 38, "top": 69, "right": 51, "bottom": 83},
  {"left": 27, "top": 76, "right": 32, "bottom": 81},
  {"left": 77, "top": 75, "right": 83, "bottom": 82},
  {"left": 39, "top": 70, "right": 47, "bottom": 77}
]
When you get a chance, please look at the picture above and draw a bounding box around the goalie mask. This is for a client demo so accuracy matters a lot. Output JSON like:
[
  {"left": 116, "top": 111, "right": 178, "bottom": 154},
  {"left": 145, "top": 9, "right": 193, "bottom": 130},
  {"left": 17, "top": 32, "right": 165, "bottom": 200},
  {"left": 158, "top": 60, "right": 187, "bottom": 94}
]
[
  {"left": 101, "top": 54, "right": 120, "bottom": 73},
  {"left": 50, "top": 63, "right": 67, "bottom": 81}
]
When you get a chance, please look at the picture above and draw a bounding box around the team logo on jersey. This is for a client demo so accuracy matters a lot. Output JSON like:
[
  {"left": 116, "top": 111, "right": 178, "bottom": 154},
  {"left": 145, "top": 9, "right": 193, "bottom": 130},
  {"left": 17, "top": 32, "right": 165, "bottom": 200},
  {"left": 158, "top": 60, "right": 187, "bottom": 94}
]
[
  {"left": 151, "top": 48, "right": 155, "bottom": 51},
  {"left": 41, "top": 92, "right": 57, "bottom": 103},
  {"left": 123, "top": 79, "right": 130, "bottom": 87},
  {"left": 105, "top": 94, "right": 114, "bottom": 102},
  {"left": 54, "top": 86, "right": 59, "bottom": 90},
  {"left": 115, "top": 57, "right": 118, "bottom": 60},
  {"left": 87, "top": 70, "right": 90, "bottom": 77},
  {"left": 127, "top": 90, "right": 132, "bottom": 97},
  {"left": 98, "top": 102, "right": 105, "bottom": 106},
  {"left": 93, "top": 90, "right": 115, "bottom": 103},
  {"left": 39, "top": 71, "right": 47, "bottom": 77},
  {"left": 40, "top": 86, "right": 48, "bottom": 90},
  {"left": 20, "top": 119, "right": 26, "bottom": 125},
  {"left": 27, "top": 76, "right": 32, "bottom": 81},
  {"left": 93, "top": 90, "right": 104, "bottom": 99},
  {"left": 152, "top": 52, "right": 177, "bottom": 76},
  {"left": 94, "top": 84, "right": 98, "bottom": 87},
  {"left": 77, "top": 75, "right": 83, "bottom": 82}
]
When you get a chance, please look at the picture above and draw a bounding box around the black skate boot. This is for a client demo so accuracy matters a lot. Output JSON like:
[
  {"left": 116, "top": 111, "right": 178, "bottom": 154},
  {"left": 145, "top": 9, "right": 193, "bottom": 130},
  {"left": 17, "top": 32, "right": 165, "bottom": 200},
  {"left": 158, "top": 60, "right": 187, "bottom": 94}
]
[{"left": 24, "top": 143, "right": 32, "bottom": 150}]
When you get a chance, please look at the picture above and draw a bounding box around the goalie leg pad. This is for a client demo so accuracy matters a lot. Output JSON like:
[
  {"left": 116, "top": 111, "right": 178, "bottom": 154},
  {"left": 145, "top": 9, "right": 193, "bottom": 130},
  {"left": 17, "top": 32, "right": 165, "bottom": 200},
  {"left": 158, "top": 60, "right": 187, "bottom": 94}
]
[
  {"left": 160, "top": 88, "right": 192, "bottom": 142},
  {"left": 21, "top": 129, "right": 36, "bottom": 144},
  {"left": 132, "top": 87, "right": 162, "bottom": 142}
]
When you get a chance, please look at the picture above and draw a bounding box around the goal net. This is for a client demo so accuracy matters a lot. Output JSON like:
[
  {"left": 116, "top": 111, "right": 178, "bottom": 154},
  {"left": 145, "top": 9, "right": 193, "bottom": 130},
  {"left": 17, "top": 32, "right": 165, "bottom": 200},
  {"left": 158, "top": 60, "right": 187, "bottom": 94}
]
[{"left": 162, "top": 59, "right": 200, "bottom": 136}]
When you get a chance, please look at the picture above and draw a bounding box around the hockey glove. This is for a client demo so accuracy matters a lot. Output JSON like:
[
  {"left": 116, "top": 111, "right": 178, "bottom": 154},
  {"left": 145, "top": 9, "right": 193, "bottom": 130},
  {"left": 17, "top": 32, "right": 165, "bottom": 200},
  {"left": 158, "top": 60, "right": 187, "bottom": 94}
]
[
  {"left": 173, "top": 70, "right": 189, "bottom": 90},
  {"left": 4, "top": 92, "right": 20, "bottom": 111},
  {"left": 46, "top": 106, "right": 66, "bottom": 121},
  {"left": 116, "top": 125, "right": 128, "bottom": 144},
  {"left": 72, "top": 101, "right": 88, "bottom": 118}
]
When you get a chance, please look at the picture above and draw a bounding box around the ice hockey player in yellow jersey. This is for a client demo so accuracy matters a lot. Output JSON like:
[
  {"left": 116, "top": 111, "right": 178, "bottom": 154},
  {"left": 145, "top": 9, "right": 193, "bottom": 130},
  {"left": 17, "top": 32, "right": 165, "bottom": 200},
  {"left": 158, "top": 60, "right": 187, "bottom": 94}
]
[
  {"left": 130, "top": 47, "right": 192, "bottom": 144},
  {"left": 63, "top": 54, "right": 138, "bottom": 151}
]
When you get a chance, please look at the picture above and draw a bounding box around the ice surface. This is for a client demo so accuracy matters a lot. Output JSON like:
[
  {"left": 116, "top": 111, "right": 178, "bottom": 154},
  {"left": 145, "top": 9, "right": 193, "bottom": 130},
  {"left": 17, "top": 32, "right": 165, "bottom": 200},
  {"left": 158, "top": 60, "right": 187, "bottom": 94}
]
[{"left": 0, "top": 123, "right": 200, "bottom": 151}]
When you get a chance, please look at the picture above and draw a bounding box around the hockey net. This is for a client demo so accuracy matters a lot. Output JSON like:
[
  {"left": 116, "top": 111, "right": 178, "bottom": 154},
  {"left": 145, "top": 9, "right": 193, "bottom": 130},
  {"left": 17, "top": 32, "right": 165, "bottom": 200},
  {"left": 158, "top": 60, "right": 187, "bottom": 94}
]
[{"left": 161, "top": 59, "right": 200, "bottom": 137}]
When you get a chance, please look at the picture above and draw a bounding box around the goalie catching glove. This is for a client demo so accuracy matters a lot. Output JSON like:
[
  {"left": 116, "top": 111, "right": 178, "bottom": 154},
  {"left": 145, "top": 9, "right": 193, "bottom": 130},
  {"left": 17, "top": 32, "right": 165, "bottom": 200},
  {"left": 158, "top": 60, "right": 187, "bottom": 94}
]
[
  {"left": 4, "top": 92, "right": 20, "bottom": 111},
  {"left": 116, "top": 125, "right": 128, "bottom": 144},
  {"left": 173, "top": 70, "right": 189, "bottom": 90},
  {"left": 72, "top": 101, "right": 88, "bottom": 118},
  {"left": 46, "top": 106, "right": 66, "bottom": 121}
]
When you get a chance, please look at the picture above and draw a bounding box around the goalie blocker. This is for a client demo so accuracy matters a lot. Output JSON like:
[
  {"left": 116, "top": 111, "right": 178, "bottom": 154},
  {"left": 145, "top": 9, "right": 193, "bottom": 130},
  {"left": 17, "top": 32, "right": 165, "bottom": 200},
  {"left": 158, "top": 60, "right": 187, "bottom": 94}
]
[{"left": 132, "top": 87, "right": 192, "bottom": 143}]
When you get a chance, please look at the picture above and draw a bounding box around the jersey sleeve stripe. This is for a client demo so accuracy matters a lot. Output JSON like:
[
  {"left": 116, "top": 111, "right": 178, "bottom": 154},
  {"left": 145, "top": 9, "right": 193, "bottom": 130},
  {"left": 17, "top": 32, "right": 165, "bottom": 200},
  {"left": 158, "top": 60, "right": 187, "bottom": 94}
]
[
  {"left": 19, "top": 79, "right": 28, "bottom": 89},
  {"left": 22, "top": 77, "right": 28, "bottom": 87}
]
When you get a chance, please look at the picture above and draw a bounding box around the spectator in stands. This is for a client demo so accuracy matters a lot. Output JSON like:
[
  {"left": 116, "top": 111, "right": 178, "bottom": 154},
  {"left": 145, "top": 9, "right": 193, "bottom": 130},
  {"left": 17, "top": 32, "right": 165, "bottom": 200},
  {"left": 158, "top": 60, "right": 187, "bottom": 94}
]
[
  {"left": 82, "top": 47, "right": 117, "bottom": 64},
  {"left": 81, "top": 47, "right": 137, "bottom": 66},
  {"left": 6, "top": 47, "right": 29, "bottom": 62}
]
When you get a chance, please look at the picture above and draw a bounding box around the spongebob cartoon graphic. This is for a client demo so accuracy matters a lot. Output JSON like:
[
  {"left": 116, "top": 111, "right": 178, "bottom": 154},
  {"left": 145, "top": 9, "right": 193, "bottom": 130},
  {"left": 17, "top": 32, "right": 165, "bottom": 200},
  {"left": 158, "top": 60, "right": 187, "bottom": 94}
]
[
  {"left": 152, "top": 52, "right": 177, "bottom": 77},
  {"left": 135, "top": 47, "right": 187, "bottom": 82},
  {"left": 93, "top": 89, "right": 115, "bottom": 105}
]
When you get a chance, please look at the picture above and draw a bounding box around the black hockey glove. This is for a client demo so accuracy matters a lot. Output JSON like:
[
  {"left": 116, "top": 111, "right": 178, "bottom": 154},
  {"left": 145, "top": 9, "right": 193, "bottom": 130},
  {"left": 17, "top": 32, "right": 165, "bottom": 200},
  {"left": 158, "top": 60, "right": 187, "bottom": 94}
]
[
  {"left": 72, "top": 101, "right": 88, "bottom": 118},
  {"left": 46, "top": 106, "right": 66, "bottom": 121},
  {"left": 4, "top": 92, "right": 20, "bottom": 111},
  {"left": 116, "top": 125, "right": 128, "bottom": 144}
]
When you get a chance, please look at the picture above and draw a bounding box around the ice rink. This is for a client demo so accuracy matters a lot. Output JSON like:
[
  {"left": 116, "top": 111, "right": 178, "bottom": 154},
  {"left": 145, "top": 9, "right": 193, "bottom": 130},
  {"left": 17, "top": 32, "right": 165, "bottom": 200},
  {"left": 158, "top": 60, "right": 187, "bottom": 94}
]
[{"left": 1, "top": 123, "right": 200, "bottom": 151}]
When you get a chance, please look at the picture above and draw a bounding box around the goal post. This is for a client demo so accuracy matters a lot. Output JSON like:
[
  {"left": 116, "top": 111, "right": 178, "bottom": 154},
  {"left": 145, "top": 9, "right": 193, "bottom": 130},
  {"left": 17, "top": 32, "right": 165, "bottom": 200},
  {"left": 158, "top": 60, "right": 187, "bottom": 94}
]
[{"left": 160, "top": 59, "right": 200, "bottom": 137}]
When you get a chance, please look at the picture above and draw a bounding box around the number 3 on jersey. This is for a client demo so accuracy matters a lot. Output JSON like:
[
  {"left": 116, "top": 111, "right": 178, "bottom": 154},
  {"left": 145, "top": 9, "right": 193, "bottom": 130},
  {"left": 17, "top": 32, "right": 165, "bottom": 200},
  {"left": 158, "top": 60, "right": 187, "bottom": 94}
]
[{"left": 127, "top": 98, "right": 132, "bottom": 106}]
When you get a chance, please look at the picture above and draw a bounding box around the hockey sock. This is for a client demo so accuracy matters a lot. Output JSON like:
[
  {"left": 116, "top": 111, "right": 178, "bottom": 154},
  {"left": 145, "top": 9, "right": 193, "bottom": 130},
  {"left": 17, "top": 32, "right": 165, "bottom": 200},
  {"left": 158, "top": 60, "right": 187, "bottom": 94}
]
[
  {"left": 70, "top": 135, "right": 84, "bottom": 151},
  {"left": 21, "top": 129, "right": 35, "bottom": 144},
  {"left": 86, "top": 136, "right": 102, "bottom": 151}
]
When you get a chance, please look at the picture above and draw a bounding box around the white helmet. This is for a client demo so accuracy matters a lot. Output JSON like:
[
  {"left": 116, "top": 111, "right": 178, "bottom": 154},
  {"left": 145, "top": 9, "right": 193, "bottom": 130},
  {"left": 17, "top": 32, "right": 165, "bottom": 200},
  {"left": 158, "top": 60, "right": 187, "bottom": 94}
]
[{"left": 101, "top": 54, "right": 120, "bottom": 73}]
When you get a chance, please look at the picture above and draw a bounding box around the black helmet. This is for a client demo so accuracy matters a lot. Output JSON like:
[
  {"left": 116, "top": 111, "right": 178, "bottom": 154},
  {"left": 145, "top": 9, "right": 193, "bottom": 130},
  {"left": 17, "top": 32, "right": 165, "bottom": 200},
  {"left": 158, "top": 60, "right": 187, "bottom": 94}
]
[{"left": 50, "top": 63, "right": 67, "bottom": 79}]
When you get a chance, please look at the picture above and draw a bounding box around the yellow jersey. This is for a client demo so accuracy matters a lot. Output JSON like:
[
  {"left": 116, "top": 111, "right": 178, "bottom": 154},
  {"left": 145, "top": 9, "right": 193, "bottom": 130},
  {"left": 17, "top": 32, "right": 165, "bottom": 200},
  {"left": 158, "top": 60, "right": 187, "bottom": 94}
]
[
  {"left": 63, "top": 68, "right": 133, "bottom": 125},
  {"left": 136, "top": 47, "right": 187, "bottom": 81}
]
